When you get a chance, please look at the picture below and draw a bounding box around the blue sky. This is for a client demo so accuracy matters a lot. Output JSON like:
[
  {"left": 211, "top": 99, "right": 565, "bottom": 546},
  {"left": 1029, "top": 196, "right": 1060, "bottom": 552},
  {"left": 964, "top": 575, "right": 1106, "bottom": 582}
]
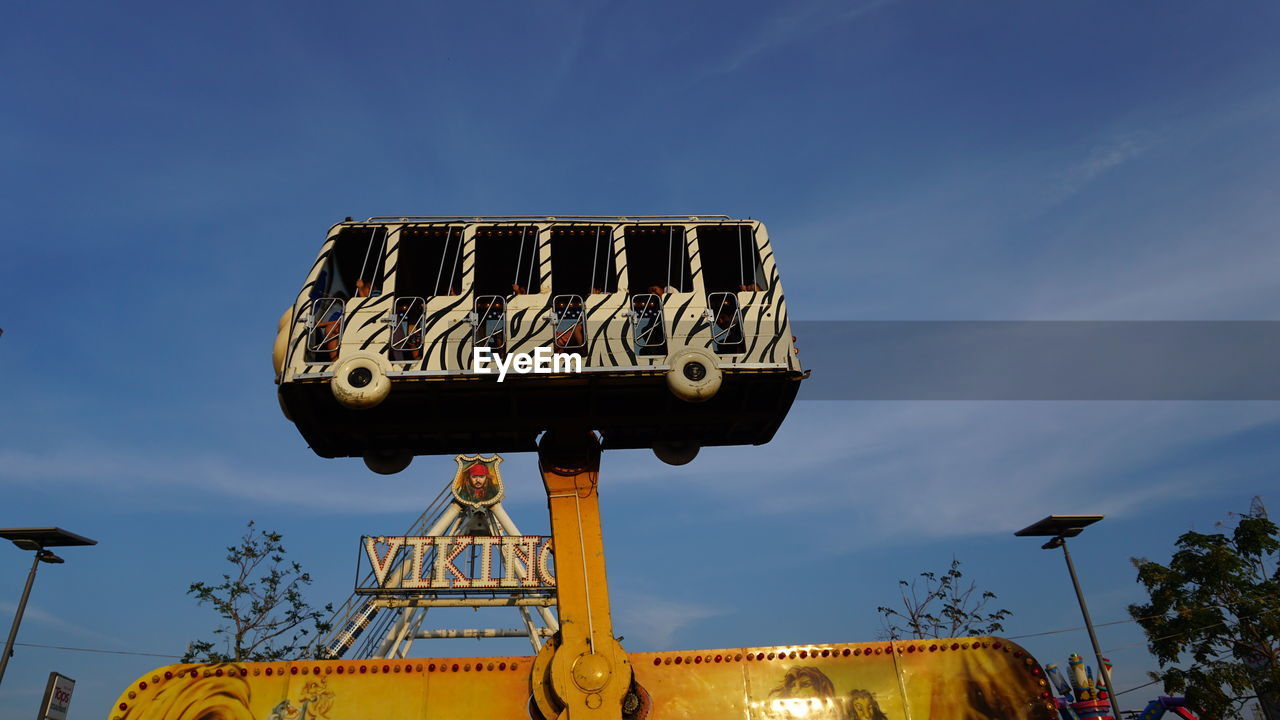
[{"left": 3, "top": 0, "right": 1279, "bottom": 716}]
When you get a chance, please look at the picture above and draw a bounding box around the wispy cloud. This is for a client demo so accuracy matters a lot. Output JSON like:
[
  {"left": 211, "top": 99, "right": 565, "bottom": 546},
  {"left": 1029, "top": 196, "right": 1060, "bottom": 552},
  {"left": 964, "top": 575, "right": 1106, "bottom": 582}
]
[
  {"left": 541, "top": 0, "right": 598, "bottom": 99},
  {"left": 0, "top": 446, "right": 433, "bottom": 514},
  {"left": 606, "top": 401, "right": 1280, "bottom": 552},
  {"left": 0, "top": 440, "right": 555, "bottom": 516},
  {"left": 0, "top": 601, "right": 124, "bottom": 646},
  {"left": 697, "top": 0, "right": 893, "bottom": 81},
  {"left": 613, "top": 590, "right": 723, "bottom": 648},
  {"left": 783, "top": 97, "right": 1280, "bottom": 322},
  {"left": 1045, "top": 133, "right": 1158, "bottom": 209}
]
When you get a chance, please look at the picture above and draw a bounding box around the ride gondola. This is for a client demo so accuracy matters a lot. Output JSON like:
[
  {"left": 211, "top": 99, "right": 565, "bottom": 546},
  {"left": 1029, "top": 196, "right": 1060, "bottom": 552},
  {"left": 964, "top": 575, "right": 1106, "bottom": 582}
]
[{"left": 272, "top": 216, "right": 807, "bottom": 473}]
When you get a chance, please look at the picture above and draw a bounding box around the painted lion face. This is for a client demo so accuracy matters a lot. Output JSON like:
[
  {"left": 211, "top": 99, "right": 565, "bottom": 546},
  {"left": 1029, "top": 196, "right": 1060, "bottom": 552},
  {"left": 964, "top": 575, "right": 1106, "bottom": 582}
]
[
  {"left": 765, "top": 667, "right": 842, "bottom": 720},
  {"left": 850, "top": 695, "right": 876, "bottom": 720}
]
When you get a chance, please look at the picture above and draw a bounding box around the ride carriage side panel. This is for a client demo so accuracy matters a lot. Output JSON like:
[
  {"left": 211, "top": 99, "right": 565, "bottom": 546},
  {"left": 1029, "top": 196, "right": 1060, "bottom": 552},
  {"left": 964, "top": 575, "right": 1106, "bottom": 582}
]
[
  {"left": 547, "top": 224, "right": 627, "bottom": 367},
  {"left": 340, "top": 229, "right": 396, "bottom": 360},
  {"left": 654, "top": 224, "right": 702, "bottom": 367},
  {"left": 281, "top": 223, "right": 393, "bottom": 379},
  {"left": 491, "top": 224, "right": 554, "bottom": 362},
  {"left": 693, "top": 222, "right": 797, "bottom": 370},
  {"left": 279, "top": 232, "right": 337, "bottom": 379},
  {"left": 280, "top": 218, "right": 800, "bottom": 382},
  {"left": 388, "top": 223, "right": 471, "bottom": 373},
  {"left": 618, "top": 223, "right": 695, "bottom": 367},
  {"left": 282, "top": 231, "right": 341, "bottom": 377},
  {"left": 750, "top": 222, "right": 801, "bottom": 372}
]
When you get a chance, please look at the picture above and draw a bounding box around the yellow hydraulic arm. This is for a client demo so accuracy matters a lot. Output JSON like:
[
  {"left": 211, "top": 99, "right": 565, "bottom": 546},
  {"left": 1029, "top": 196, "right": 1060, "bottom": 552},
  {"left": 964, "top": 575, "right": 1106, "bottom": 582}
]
[{"left": 529, "top": 430, "right": 635, "bottom": 720}]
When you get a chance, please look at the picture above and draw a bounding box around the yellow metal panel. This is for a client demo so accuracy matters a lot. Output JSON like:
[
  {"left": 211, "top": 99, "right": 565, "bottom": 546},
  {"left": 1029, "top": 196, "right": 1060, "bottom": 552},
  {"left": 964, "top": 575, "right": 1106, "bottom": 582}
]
[{"left": 108, "top": 640, "right": 1055, "bottom": 720}]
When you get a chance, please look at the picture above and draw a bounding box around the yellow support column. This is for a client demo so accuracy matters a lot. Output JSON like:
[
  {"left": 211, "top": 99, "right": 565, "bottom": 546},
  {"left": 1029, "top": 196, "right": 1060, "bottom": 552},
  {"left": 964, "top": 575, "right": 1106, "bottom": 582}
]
[{"left": 531, "top": 431, "right": 632, "bottom": 720}]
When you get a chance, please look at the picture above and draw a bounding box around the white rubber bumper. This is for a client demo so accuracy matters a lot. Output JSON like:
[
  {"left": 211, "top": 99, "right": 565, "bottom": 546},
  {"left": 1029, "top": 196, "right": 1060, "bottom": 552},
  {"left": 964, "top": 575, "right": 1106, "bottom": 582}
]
[
  {"left": 665, "top": 348, "right": 722, "bottom": 403},
  {"left": 330, "top": 351, "right": 392, "bottom": 410}
]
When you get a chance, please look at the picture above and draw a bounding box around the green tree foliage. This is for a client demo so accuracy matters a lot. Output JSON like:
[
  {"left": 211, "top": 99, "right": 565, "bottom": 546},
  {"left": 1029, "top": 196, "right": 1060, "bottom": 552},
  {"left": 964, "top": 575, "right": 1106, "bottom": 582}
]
[
  {"left": 877, "top": 558, "right": 1012, "bottom": 640},
  {"left": 1129, "top": 499, "right": 1279, "bottom": 720},
  {"left": 182, "top": 522, "right": 332, "bottom": 663}
]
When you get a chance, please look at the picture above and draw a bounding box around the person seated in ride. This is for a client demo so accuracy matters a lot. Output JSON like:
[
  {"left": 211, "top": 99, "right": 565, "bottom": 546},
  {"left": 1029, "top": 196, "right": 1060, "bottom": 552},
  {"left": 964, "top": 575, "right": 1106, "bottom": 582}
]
[
  {"left": 553, "top": 296, "right": 585, "bottom": 350},
  {"left": 631, "top": 288, "right": 666, "bottom": 351},
  {"left": 512, "top": 283, "right": 526, "bottom": 295},
  {"left": 713, "top": 302, "right": 744, "bottom": 350},
  {"left": 632, "top": 288, "right": 662, "bottom": 314},
  {"left": 313, "top": 291, "right": 347, "bottom": 361},
  {"left": 475, "top": 296, "right": 506, "bottom": 351},
  {"left": 715, "top": 304, "right": 737, "bottom": 331},
  {"left": 390, "top": 299, "right": 423, "bottom": 361}
]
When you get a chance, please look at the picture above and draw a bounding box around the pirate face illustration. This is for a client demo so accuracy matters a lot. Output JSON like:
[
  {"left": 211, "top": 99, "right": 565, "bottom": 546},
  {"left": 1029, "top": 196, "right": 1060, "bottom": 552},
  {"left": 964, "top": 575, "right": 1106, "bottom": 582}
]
[{"left": 452, "top": 455, "right": 504, "bottom": 507}]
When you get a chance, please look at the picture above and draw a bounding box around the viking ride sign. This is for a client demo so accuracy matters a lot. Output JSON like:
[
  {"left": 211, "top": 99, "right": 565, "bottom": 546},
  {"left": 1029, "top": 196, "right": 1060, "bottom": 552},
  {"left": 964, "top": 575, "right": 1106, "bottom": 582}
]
[{"left": 357, "top": 535, "right": 555, "bottom": 592}]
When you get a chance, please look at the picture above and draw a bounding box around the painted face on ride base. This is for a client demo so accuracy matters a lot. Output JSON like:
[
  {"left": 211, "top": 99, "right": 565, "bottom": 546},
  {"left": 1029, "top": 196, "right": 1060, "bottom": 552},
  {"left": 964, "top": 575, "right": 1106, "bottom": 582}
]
[
  {"left": 850, "top": 695, "right": 875, "bottom": 720},
  {"left": 792, "top": 673, "right": 822, "bottom": 697}
]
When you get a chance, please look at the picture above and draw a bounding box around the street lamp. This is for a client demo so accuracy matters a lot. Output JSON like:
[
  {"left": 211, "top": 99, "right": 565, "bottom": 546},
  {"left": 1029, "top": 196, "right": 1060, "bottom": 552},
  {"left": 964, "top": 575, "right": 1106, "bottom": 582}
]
[
  {"left": 0, "top": 528, "right": 96, "bottom": 687},
  {"left": 1015, "top": 514, "right": 1123, "bottom": 720}
]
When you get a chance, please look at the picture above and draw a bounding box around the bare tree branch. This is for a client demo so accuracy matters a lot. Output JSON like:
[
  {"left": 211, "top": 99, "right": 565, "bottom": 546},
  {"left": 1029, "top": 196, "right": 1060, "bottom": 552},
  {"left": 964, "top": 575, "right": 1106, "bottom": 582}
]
[
  {"left": 878, "top": 558, "right": 1011, "bottom": 641},
  {"left": 183, "top": 521, "right": 333, "bottom": 663}
]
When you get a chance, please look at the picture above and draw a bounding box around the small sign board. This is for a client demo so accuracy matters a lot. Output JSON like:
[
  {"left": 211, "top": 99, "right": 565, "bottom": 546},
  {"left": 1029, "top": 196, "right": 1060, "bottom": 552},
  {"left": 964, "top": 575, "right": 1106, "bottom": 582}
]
[{"left": 38, "top": 672, "right": 74, "bottom": 720}]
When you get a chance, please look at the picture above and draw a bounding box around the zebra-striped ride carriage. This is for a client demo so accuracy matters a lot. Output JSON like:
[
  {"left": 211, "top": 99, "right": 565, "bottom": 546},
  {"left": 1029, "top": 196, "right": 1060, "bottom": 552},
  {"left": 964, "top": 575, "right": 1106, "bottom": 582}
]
[{"left": 272, "top": 215, "right": 807, "bottom": 473}]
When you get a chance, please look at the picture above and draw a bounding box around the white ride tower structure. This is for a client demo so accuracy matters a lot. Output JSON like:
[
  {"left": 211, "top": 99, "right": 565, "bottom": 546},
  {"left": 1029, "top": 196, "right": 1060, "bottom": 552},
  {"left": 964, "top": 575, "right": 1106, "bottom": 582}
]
[{"left": 319, "top": 455, "right": 559, "bottom": 660}]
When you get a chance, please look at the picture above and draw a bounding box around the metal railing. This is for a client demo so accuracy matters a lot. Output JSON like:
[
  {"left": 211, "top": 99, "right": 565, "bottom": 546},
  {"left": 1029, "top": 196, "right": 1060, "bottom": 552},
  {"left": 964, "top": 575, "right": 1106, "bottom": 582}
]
[
  {"left": 551, "top": 294, "right": 587, "bottom": 352},
  {"left": 472, "top": 296, "right": 506, "bottom": 354},
  {"left": 388, "top": 297, "right": 425, "bottom": 362},
  {"left": 708, "top": 292, "right": 746, "bottom": 352},
  {"left": 305, "top": 297, "right": 345, "bottom": 361},
  {"left": 630, "top": 293, "right": 667, "bottom": 353}
]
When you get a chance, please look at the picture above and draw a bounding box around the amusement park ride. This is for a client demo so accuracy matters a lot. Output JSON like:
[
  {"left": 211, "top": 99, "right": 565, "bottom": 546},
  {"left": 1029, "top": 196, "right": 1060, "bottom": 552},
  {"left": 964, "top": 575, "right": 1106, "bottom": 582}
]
[
  {"left": 115, "top": 216, "right": 1109, "bottom": 719},
  {"left": 1043, "top": 654, "right": 1197, "bottom": 720}
]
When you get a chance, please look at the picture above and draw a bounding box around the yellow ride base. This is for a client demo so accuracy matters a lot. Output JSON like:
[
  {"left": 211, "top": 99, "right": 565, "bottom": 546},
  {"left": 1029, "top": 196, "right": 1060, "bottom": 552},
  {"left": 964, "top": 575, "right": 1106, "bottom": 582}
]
[{"left": 109, "top": 638, "right": 1055, "bottom": 720}]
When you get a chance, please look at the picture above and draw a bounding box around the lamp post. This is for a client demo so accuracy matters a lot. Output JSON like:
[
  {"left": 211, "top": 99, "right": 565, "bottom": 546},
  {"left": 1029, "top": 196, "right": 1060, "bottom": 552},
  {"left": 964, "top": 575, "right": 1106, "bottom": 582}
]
[
  {"left": 1015, "top": 515, "right": 1123, "bottom": 720},
  {"left": 0, "top": 528, "right": 96, "bottom": 687}
]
